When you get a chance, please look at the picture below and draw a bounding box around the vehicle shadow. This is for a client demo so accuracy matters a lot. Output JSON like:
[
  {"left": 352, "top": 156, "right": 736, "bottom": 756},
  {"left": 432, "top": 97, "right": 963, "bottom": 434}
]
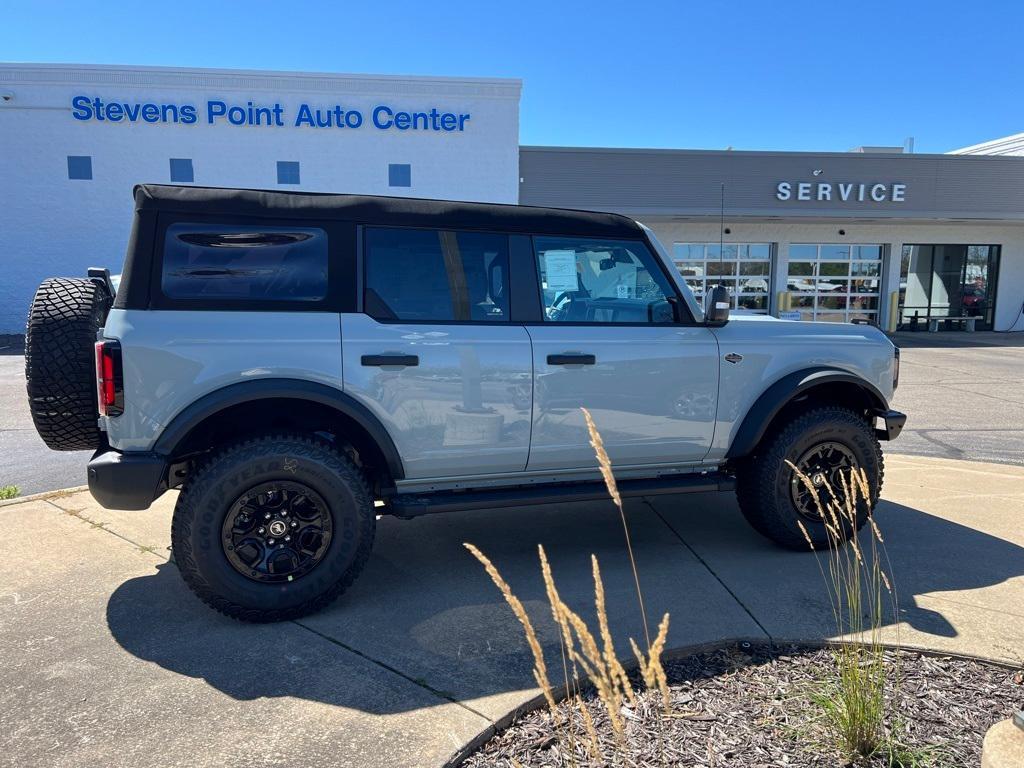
[{"left": 105, "top": 493, "right": 1024, "bottom": 714}]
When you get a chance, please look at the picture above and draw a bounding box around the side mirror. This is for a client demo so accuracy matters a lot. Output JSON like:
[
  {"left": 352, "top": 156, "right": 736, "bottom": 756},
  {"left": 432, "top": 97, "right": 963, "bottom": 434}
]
[
  {"left": 648, "top": 297, "right": 679, "bottom": 323},
  {"left": 705, "top": 285, "right": 730, "bottom": 326}
]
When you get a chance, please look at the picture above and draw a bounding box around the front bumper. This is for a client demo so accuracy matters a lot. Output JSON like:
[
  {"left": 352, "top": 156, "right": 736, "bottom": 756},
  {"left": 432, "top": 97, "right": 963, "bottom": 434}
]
[
  {"left": 873, "top": 409, "right": 907, "bottom": 441},
  {"left": 87, "top": 449, "right": 167, "bottom": 510}
]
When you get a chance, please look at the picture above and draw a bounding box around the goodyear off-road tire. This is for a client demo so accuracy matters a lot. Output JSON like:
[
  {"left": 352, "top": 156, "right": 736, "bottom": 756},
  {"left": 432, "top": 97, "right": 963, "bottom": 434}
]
[
  {"left": 171, "top": 435, "right": 375, "bottom": 622},
  {"left": 25, "top": 277, "right": 111, "bottom": 451},
  {"left": 735, "top": 406, "right": 883, "bottom": 550}
]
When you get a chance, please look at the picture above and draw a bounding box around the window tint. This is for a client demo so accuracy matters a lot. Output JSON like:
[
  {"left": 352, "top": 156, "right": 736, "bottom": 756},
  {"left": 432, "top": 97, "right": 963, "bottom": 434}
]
[
  {"left": 364, "top": 227, "right": 509, "bottom": 322},
  {"left": 534, "top": 236, "right": 676, "bottom": 323},
  {"left": 162, "top": 224, "right": 328, "bottom": 301}
]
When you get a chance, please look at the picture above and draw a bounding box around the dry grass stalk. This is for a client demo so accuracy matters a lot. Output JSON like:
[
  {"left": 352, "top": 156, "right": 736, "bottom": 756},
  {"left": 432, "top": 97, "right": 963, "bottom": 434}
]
[
  {"left": 465, "top": 412, "right": 676, "bottom": 757},
  {"left": 630, "top": 612, "right": 672, "bottom": 711},
  {"left": 463, "top": 542, "right": 557, "bottom": 714},
  {"left": 582, "top": 407, "right": 652, "bottom": 652}
]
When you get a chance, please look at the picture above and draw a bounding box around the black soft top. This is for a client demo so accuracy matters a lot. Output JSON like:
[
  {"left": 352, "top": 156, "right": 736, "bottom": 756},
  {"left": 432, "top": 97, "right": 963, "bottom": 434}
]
[{"left": 133, "top": 184, "right": 642, "bottom": 238}]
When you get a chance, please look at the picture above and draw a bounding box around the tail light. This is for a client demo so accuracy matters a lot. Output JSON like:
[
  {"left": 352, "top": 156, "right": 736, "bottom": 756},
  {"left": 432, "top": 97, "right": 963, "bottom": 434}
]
[
  {"left": 893, "top": 345, "right": 900, "bottom": 390},
  {"left": 94, "top": 340, "right": 124, "bottom": 417}
]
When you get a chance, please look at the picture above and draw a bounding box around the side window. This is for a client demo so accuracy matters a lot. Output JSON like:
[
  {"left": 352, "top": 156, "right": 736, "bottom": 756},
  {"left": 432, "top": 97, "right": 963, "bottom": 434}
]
[
  {"left": 534, "top": 236, "right": 676, "bottom": 323},
  {"left": 162, "top": 224, "right": 328, "bottom": 301},
  {"left": 364, "top": 227, "right": 509, "bottom": 322}
]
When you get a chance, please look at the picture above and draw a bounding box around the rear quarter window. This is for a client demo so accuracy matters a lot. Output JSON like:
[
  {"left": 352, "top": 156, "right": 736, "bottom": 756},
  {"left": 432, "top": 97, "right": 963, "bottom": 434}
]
[{"left": 162, "top": 224, "right": 328, "bottom": 301}]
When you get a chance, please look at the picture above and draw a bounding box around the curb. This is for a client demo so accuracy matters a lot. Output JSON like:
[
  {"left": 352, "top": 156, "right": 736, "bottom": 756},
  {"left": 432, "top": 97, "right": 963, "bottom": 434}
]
[
  {"left": 442, "top": 636, "right": 1023, "bottom": 767},
  {"left": 0, "top": 485, "right": 89, "bottom": 508}
]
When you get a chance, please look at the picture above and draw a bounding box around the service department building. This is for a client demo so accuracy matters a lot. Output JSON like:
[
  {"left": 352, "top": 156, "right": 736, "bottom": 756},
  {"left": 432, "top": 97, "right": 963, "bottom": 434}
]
[{"left": 3, "top": 63, "right": 1024, "bottom": 335}]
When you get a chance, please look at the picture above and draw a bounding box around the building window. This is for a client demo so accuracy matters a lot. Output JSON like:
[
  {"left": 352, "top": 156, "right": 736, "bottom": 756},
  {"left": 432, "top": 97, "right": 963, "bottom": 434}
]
[
  {"left": 388, "top": 163, "right": 411, "bottom": 188},
  {"left": 277, "top": 161, "right": 300, "bottom": 185},
  {"left": 785, "top": 243, "right": 883, "bottom": 323},
  {"left": 674, "top": 243, "right": 772, "bottom": 313},
  {"left": 169, "top": 158, "right": 194, "bottom": 183},
  {"left": 67, "top": 155, "right": 92, "bottom": 180}
]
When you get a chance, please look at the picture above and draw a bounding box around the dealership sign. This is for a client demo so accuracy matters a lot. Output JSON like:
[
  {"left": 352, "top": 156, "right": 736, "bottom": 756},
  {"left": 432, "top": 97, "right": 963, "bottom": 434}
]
[
  {"left": 70, "top": 95, "right": 471, "bottom": 132},
  {"left": 776, "top": 181, "right": 906, "bottom": 203}
]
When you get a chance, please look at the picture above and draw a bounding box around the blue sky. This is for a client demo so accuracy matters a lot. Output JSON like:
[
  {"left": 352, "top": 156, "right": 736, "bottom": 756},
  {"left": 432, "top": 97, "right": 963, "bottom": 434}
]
[{"left": 6, "top": 0, "right": 1022, "bottom": 153}]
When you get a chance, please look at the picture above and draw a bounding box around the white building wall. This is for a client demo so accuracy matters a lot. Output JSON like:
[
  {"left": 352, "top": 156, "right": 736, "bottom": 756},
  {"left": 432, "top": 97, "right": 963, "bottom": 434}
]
[
  {"left": 0, "top": 64, "right": 521, "bottom": 332},
  {"left": 643, "top": 218, "right": 1024, "bottom": 332}
]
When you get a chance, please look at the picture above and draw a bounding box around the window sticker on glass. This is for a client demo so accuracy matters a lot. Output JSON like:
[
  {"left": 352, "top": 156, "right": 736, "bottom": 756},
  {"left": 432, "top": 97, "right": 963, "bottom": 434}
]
[{"left": 543, "top": 250, "right": 578, "bottom": 292}]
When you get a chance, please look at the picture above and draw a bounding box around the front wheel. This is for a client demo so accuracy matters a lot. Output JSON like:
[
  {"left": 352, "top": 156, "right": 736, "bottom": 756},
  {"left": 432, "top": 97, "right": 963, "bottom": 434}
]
[
  {"left": 735, "top": 406, "right": 883, "bottom": 550},
  {"left": 171, "top": 435, "right": 375, "bottom": 622}
]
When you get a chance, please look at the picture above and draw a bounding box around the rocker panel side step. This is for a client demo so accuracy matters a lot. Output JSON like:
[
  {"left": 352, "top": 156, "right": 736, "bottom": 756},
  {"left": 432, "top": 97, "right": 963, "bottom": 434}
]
[{"left": 388, "top": 472, "right": 735, "bottom": 518}]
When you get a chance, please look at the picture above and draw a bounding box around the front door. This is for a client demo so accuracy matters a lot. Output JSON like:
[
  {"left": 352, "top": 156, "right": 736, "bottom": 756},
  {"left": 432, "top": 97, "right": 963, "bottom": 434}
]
[
  {"left": 525, "top": 235, "right": 720, "bottom": 472},
  {"left": 342, "top": 226, "right": 533, "bottom": 480}
]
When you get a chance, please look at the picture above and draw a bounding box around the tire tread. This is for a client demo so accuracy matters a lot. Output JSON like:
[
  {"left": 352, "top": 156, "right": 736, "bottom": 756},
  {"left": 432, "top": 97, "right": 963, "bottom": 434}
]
[{"left": 171, "top": 434, "right": 375, "bottom": 622}]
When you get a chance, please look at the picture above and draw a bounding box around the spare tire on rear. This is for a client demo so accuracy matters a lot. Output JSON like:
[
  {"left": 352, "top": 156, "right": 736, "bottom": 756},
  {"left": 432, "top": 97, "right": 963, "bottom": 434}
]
[{"left": 25, "top": 277, "right": 111, "bottom": 451}]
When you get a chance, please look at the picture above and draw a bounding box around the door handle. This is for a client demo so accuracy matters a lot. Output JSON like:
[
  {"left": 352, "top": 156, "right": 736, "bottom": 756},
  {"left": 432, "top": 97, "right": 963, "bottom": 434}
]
[
  {"left": 547, "top": 353, "right": 596, "bottom": 366},
  {"left": 361, "top": 354, "right": 419, "bottom": 367}
]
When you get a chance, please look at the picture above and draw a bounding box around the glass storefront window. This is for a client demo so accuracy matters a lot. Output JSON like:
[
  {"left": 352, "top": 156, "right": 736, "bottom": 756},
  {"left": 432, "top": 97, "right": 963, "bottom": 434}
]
[
  {"left": 785, "top": 243, "right": 884, "bottom": 323},
  {"left": 674, "top": 242, "right": 773, "bottom": 314}
]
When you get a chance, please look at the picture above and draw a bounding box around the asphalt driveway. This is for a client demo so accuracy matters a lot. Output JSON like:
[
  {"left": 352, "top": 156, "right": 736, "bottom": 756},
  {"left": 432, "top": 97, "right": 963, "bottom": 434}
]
[{"left": 2, "top": 453, "right": 1023, "bottom": 767}]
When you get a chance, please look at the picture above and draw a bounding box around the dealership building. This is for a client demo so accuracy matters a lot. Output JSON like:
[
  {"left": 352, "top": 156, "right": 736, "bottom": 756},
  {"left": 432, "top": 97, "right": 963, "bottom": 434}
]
[{"left": 3, "top": 63, "right": 1024, "bottom": 334}]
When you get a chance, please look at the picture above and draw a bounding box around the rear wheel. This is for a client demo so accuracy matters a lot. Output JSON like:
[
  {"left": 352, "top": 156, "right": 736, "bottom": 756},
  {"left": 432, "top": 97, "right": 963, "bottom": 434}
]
[
  {"left": 171, "top": 435, "right": 375, "bottom": 622},
  {"left": 735, "top": 406, "right": 883, "bottom": 550},
  {"left": 25, "top": 277, "right": 111, "bottom": 450}
]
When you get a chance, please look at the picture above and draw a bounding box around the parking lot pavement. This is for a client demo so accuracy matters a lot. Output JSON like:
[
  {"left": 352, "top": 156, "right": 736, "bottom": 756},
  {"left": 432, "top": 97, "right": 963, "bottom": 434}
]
[
  {"left": 3, "top": 454, "right": 1022, "bottom": 768},
  {"left": 890, "top": 332, "right": 1024, "bottom": 465},
  {"left": 0, "top": 354, "right": 90, "bottom": 495}
]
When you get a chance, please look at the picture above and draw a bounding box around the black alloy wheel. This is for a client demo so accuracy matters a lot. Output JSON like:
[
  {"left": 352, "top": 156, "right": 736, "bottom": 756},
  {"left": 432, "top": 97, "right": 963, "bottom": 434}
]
[
  {"left": 222, "top": 481, "right": 333, "bottom": 583},
  {"left": 788, "top": 441, "right": 859, "bottom": 522}
]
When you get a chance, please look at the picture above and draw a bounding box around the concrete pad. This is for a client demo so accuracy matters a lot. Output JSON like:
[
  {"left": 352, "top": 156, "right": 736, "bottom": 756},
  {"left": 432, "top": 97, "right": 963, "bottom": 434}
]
[
  {"left": 0, "top": 500, "right": 489, "bottom": 768},
  {"left": 302, "top": 497, "right": 766, "bottom": 721},
  {"left": 647, "top": 455, "right": 1024, "bottom": 664},
  {"left": 45, "top": 488, "right": 177, "bottom": 557}
]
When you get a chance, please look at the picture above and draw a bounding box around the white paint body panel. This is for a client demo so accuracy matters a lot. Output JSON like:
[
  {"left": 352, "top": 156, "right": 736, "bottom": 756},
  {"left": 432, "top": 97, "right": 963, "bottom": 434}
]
[
  {"left": 525, "top": 325, "right": 720, "bottom": 470},
  {"left": 101, "top": 309, "right": 343, "bottom": 451},
  {"left": 339, "top": 313, "right": 533, "bottom": 479}
]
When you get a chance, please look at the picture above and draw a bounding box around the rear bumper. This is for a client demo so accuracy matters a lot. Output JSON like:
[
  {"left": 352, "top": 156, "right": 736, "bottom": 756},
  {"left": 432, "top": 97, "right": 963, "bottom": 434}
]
[
  {"left": 87, "top": 449, "right": 167, "bottom": 510},
  {"left": 873, "top": 409, "right": 907, "bottom": 441}
]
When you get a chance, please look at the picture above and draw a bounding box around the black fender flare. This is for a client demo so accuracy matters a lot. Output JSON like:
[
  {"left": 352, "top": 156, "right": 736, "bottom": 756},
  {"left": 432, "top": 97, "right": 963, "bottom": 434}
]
[
  {"left": 725, "top": 367, "right": 888, "bottom": 459},
  {"left": 154, "top": 378, "right": 405, "bottom": 480}
]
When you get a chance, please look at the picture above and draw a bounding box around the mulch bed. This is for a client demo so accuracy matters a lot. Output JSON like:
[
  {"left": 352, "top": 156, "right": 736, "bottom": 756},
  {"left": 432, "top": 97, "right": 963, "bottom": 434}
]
[{"left": 463, "top": 643, "right": 1023, "bottom": 767}]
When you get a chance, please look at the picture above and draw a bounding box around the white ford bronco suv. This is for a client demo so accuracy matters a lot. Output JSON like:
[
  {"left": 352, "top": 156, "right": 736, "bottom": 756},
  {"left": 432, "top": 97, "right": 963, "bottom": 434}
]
[{"left": 25, "top": 185, "right": 905, "bottom": 622}]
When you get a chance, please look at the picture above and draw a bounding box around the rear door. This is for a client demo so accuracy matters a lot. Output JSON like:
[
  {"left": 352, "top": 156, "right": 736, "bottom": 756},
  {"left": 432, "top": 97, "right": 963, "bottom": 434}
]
[
  {"left": 342, "top": 226, "right": 533, "bottom": 480},
  {"left": 526, "top": 235, "right": 720, "bottom": 471}
]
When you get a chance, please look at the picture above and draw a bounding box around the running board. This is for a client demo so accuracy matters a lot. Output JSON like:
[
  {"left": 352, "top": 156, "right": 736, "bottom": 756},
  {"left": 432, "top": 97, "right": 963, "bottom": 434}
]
[{"left": 387, "top": 472, "right": 735, "bottom": 518}]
